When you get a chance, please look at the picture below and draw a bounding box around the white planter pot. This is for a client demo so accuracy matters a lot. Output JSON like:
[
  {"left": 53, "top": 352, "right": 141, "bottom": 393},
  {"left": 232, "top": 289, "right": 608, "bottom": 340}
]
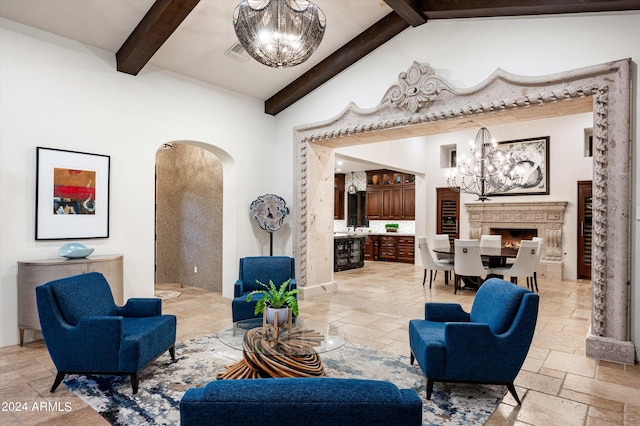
[{"left": 265, "top": 306, "right": 289, "bottom": 326}]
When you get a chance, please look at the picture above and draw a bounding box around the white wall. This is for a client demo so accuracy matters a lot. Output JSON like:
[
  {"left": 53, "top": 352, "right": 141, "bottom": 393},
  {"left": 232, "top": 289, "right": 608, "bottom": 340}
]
[
  {"left": 274, "top": 12, "right": 640, "bottom": 357},
  {"left": 0, "top": 19, "right": 281, "bottom": 347}
]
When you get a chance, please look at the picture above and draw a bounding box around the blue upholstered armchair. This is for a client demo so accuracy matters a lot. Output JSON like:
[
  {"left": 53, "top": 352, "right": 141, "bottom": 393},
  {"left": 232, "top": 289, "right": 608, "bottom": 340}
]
[
  {"left": 408, "top": 278, "right": 539, "bottom": 404},
  {"left": 36, "top": 272, "right": 177, "bottom": 394},
  {"left": 232, "top": 256, "right": 296, "bottom": 322}
]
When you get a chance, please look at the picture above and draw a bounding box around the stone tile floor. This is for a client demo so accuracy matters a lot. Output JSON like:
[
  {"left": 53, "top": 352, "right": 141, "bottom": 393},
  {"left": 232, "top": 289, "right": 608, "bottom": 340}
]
[{"left": 1, "top": 261, "right": 638, "bottom": 425}]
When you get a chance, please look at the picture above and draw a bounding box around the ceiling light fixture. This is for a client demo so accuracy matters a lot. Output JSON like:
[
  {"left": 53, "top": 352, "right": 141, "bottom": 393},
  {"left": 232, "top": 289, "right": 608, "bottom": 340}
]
[
  {"left": 446, "top": 127, "right": 523, "bottom": 202},
  {"left": 233, "top": 0, "right": 326, "bottom": 68},
  {"left": 348, "top": 172, "right": 357, "bottom": 194}
]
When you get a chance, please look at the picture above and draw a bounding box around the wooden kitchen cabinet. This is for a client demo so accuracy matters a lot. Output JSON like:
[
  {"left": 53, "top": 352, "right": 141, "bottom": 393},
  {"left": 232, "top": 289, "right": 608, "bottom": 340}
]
[
  {"left": 17, "top": 255, "right": 123, "bottom": 345},
  {"left": 365, "top": 188, "right": 383, "bottom": 220},
  {"left": 365, "top": 170, "right": 415, "bottom": 220},
  {"left": 364, "top": 236, "right": 376, "bottom": 260},
  {"left": 396, "top": 236, "right": 415, "bottom": 263},
  {"left": 362, "top": 234, "right": 414, "bottom": 263},
  {"left": 379, "top": 235, "right": 398, "bottom": 260}
]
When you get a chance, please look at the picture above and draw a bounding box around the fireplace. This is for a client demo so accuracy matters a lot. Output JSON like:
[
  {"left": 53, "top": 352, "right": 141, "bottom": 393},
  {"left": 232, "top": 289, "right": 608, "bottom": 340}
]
[
  {"left": 466, "top": 201, "right": 567, "bottom": 280},
  {"left": 490, "top": 228, "right": 537, "bottom": 248}
]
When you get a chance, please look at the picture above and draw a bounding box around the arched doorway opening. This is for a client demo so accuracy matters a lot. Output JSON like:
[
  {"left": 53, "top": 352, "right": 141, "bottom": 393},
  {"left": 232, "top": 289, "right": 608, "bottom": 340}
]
[
  {"left": 155, "top": 141, "right": 235, "bottom": 295},
  {"left": 293, "top": 60, "right": 633, "bottom": 364}
]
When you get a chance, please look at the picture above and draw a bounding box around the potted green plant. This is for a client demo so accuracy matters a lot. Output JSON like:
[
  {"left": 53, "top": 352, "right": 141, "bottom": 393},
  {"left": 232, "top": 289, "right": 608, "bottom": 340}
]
[
  {"left": 385, "top": 223, "right": 399, "bottom": 232},
  {"left": 246, "top": 279, "right": 299, "bottom": 325}
]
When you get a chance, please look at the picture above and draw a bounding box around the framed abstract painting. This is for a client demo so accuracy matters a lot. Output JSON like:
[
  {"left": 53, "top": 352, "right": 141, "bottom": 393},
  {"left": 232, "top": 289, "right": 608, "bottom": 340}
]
[{"left": 36, "top": 147, "right": 110, "bottom": 240}]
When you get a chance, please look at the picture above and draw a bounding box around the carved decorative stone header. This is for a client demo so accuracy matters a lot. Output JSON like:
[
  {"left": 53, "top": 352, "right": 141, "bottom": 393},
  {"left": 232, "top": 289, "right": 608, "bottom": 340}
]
[{"left": 381, "top": 62, "right": 458, "bottom": 113}]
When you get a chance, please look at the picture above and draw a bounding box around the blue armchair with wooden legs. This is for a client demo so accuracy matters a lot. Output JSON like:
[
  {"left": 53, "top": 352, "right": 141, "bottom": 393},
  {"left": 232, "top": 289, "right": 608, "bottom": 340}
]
[
  {"left": 36, "top": 272, "right": 177, "bottom": 394},
  {"left": 231, "top": 256, "right": 296, "bottom": 322},
  {"left": 408, "top": 278, "right": 539, "bottom": 404}
]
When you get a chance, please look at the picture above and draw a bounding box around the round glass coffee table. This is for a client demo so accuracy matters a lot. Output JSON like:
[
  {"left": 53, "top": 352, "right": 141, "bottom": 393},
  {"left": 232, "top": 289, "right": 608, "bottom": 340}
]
[{"left": 217, "top": 318, "right": 346, "bottom": 379}]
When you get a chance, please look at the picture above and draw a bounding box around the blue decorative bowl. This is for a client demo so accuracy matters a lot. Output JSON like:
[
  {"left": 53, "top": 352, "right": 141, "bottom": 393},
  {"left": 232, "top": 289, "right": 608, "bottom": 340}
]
[{"left": 59, "top": 242, "right": 94, "bottom": 259}]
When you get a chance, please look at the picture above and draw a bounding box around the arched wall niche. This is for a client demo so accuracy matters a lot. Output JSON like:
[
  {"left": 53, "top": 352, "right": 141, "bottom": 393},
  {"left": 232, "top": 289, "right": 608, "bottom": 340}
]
[
  {"left": 156, "top": 140, "right": 238, "bottom": 300},
  {"left": 292, "top": 59, "right": 634, "bottom": 364}
]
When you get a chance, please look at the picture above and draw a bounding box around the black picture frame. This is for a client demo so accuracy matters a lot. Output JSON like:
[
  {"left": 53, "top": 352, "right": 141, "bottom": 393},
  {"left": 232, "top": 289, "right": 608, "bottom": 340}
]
[
  {"left": 36, "top": 147, "right": 110, "bottom": 240},
  {"left": 491, "top": 136, "right": 550, "bottom": 197}
]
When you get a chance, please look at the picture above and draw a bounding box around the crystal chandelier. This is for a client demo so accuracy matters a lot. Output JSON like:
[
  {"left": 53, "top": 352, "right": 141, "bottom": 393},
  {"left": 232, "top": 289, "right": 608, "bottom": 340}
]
[
  {"left": 447, "top": 127, "right": 523, "bottom": 202},
  {"left": 233, "top": 0, "right": 326, "bottom": 68}
]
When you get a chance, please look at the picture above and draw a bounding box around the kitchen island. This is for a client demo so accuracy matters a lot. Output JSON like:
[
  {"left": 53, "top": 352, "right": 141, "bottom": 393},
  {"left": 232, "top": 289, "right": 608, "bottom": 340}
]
[{"left": 334, "top": 232, "right": 415, "bottom": 271}]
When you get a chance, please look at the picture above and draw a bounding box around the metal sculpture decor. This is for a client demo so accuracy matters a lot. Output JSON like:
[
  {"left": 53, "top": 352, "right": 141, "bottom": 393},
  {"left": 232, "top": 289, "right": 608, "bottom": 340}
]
[
  {"left": 250, "top": 194, "right": 289, "bottom": 255},
  {"left": 233, "top": 0, "right": 326, "bottom": 68},
  {"left": 447, "top": 127, "right": 523, "bottom": 202}
]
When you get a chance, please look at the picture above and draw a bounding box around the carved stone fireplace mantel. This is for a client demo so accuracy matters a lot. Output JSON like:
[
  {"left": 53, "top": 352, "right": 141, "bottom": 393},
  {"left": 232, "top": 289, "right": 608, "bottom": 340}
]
[{"left": 465, "top": 201, "right": 568, "bottom": 280}]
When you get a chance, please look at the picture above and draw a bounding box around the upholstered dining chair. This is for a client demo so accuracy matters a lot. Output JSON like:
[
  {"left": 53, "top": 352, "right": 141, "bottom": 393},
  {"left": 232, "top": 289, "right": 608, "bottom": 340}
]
[
  {"left": 453, "top": 239, "right": 488, "bottom": 294},
  {"left": 232, "top": 256, "right": 296, "bottom": 322},
  {"left": 530, "top": 237, "right": 545, "bottom": 292},
  {"left": 418, "top": 237, "right": 454, "bottom": 289},
  {"left": 36, "top": 272, "right": 177, "bottom": 394},
  {"left": 479, "top": 234, "right": 502, "bottom": 248},
  {"left": 408, "top": 278, "right": 539, "bottom": 404},
  {"left": 490, "top": 240, "right": 539, "bottom": 288},
  {"left": 479, "top": 235, "right": 502, "bottom": 267},
  {"left": 433, "top": 234, "right": 454, "bottom": 263}
]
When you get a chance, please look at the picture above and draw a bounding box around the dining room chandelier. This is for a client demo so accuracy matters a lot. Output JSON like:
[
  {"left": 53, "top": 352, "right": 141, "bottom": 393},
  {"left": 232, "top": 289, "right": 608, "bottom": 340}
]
[
  {"left": 233, "top": 0, "right": 326, "bottom": 68},
  {"left": 446, "top": 127, "right": 523, "bottom": 202}
]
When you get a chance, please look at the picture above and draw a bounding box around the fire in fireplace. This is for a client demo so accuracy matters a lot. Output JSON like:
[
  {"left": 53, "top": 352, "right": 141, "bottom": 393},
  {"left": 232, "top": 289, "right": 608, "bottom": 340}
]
[{"left": 490, "top": 228, "right": 537, "bottom": 248}]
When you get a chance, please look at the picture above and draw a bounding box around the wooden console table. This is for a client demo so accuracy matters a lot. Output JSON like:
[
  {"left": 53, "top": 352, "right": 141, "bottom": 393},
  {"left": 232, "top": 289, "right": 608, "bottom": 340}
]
[{"left": 17, "top": 254, "right": 123, "bottom": 345}]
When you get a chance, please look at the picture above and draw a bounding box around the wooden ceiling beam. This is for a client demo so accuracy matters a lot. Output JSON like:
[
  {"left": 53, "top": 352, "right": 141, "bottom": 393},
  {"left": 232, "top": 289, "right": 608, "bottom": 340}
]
[
  {"left": 416, "top": 0, "right": 640, "bottom": 19},
  {"left": 265, "top": 12, "right": 409, "bottom": 116},
  {"left": 116, "top": 0, "right": 200, "bottom": 75},
  {"left": 383, "top": 0, "right": 428, "bottom": 26}
]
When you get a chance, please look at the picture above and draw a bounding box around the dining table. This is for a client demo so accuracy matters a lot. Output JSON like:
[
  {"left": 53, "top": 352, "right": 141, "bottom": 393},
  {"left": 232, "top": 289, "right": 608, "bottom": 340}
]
[
  {"left": 433, "top": 246, "right": 519, "bottom": 289},
  {"left": 433, "top": 246, "right": 518, "bottom": 267}
]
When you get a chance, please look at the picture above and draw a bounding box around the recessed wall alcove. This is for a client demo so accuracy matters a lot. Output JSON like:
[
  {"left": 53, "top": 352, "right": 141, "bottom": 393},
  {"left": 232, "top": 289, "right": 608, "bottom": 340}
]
[{"left": 292, "top": 59, "right": 634, "bottom": 363}]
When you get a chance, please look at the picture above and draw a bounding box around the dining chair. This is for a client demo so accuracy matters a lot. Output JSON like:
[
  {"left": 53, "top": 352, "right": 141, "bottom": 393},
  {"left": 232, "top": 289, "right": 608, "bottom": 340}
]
[
  {"left": 490, "top": 240, "right": 539, "bottom": 288},
  {"left": 418, "top": 237, "right": 454, "bottom": 289},
  {"left": 453, "top": 239, "right": 488, "bottom": 294},
  {"left": 479, "top": 235, "right": 502, "bottom": 267},
  {"left": 530, "top": 237, "right": 545, "bottom": 292},
  {"left": 433, "top": 234, "right": 454, "bottom": 283},
  {"left": 433, "top": 234, "right": 454, "bottom": 263},
  {"left": 479, "top": 234, "right": 502, "bottom": 248}
]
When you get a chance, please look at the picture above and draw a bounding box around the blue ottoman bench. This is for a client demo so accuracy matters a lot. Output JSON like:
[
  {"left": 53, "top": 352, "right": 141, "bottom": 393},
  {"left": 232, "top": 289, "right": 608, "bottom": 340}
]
[{"left": 180, "top": 377, "right": 423, "bottom": 426}]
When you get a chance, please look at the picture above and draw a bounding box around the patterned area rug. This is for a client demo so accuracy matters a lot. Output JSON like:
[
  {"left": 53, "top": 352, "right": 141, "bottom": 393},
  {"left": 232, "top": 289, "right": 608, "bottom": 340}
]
[{"left": 64, "top": 334, "right": 505, "bottom": 425}]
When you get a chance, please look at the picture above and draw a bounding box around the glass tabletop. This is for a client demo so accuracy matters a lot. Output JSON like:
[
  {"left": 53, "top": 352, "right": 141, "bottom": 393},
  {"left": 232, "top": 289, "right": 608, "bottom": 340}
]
[{"left": 217, "top": 318, "right": 346, "bottom": 355}]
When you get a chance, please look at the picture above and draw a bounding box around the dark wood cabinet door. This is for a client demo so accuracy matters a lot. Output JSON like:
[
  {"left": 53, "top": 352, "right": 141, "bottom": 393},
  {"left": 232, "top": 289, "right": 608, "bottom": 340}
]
[
  {"left": 390, "top": 188, "right": 403, "bottom": 218},
  {"left": 365, "top": 189, "right": 382, "bottom": 219},
  {"left": 381, "top": 188, "right": 393, "bottom": 218},
  {"left": 577, "top": 181, "right": 592, "bottom": 280},
  {"left": 436, "top": 188, "right": 459, "bottom": 245},
  {"left": 402, "top": 187, "right": 415, "bottom": 219}
]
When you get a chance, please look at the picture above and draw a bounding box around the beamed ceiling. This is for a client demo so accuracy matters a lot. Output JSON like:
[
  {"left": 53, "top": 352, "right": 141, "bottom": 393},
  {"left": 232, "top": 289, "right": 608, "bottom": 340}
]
[{"left": 2, "top": 0, "right": 640, "bottom": 115}]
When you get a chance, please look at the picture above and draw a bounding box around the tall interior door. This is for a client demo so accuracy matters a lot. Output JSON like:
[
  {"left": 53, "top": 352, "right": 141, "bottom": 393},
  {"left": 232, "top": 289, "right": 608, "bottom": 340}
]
[
  {"left": 436, "top": 188, "right": 459, "bottom": 246},
  {"left": 577, "top": 181, "right": 592, "bottom": 280}
]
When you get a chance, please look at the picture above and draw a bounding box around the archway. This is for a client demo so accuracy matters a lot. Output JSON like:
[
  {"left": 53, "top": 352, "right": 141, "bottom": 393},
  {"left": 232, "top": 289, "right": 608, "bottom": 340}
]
[
  {"left": 292, "top": 59, "right": 633, "bottom": 363},
  {"left": 155, "top": 141, "right": 237, "bottom": 299}
]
